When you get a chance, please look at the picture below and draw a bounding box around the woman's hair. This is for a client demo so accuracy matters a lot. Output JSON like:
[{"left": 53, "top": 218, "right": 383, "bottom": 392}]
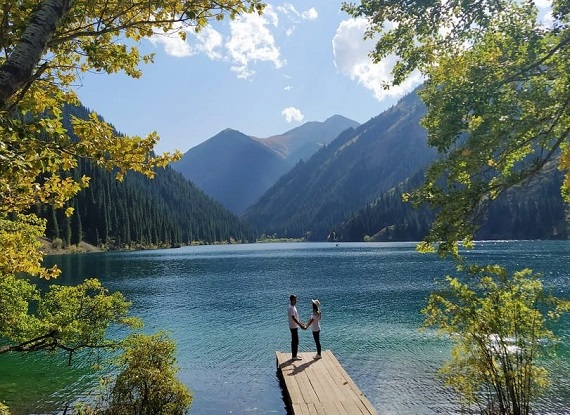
[{"left": 313, "top": 302, "right": 321, "bottom": 315}]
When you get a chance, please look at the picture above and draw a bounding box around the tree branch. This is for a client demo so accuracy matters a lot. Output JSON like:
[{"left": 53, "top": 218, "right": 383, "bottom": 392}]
[
  {"left": 0, "top": 329, "right": 120, "bottom": 365},
  {"left": 0, "top": 329, "right": 59, "bottom": 354}
]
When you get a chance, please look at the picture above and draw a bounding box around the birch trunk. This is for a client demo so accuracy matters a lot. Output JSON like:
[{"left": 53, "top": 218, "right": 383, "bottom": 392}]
[{"left": 0, "top": 0, "right": 72, "bottom": 108}]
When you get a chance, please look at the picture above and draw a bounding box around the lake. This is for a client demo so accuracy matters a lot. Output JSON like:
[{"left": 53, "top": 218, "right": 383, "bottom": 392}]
[{"left": 2, "top": 241, "right": 569, "bottom": 414}]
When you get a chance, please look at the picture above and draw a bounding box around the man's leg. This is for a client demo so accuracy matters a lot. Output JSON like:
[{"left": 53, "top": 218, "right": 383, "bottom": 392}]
[{"left": 290, "top": 328, "right": 299, "bottom": 357}]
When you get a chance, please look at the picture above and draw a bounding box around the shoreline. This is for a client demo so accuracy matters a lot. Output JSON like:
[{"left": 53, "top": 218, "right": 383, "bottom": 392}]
[
  {"left": 39, "top": 237, "right": 103, "bottom": 255},
  {"left": 39, "top": 237, "right": 309, "bottom": 256}
]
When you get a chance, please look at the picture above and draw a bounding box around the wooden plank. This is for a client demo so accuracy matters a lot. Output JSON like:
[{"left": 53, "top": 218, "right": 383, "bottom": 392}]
[
  {"left": 303, "top": 355, "right": 346, "bottom": 415},
  {"left": 276, "top": 350, "right": 379, "bottom": 415},
  {"left": 318, "top": 350, "right": 378, "bottom": 415},
  {"left": 303, "top": 363, "right": 343, "bottom": 415},
  {"left": 278, "top": 353, "right": 324, "bottom": 414},
  {"left": 292, "top": 403, "right": 309, "bottom": 415}
]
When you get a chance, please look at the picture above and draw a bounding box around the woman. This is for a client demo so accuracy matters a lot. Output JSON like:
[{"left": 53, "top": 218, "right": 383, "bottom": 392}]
[{"left": 306, "top": 299, "right": 322, "bottom": 359}]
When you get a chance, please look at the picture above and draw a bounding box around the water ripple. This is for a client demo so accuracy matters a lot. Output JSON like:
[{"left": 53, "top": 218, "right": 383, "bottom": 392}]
[{"left": 7, "top": 241, "right": 568, "bottom": 415}]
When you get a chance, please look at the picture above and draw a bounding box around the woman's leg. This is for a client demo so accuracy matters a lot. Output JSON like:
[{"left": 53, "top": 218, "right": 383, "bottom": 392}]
[{"left": 312, "top": 331, "right": 321, "bottom": 355}]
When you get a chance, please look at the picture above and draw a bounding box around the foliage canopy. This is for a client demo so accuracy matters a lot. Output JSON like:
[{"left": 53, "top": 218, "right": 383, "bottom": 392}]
[
  {"left": 423, "top": 265, "right": 570, "bottom": 414},
  {"left": 73, "top": 333, "right": 192, "bottom": 415},
  {"left": 343, "top": 0, "right": 570, "bottom": 256}
]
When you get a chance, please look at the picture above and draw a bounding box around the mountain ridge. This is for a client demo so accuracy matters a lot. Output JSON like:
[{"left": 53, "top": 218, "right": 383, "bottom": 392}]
[
  {"left": 243, "top": 90, "right": 438, "bottom": 240},
  {"left": 55, "top": 95, "right": 568, "bottom": 248},
  {"left": 171, "top": 115, "right": 360, "bottom": 214},
  {"left": 256, "top": 114, "right": 360, "bottom": 162}
]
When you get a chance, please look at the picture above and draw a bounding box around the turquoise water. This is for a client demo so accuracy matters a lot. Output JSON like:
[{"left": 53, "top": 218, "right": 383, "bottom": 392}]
[{"left": 3, "top": 241, "right": 570, "bottom": 414}]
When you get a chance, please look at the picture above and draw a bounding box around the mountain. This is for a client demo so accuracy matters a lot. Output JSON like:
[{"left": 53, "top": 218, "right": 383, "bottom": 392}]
[
  {"left": 171, "top": 116, "right": 360, "bottom": 215},
  {"left": 35, "top": 105, "right": 256, "bottom": 249},
  {"left": 171, "top": 129, "right": 290, "bottom": 215},
  {"left": 243, "top": 89, "right": 438, "bottom": 240},
  {"left": 257, "top": 114, "right": 360, "bottom": 163}
]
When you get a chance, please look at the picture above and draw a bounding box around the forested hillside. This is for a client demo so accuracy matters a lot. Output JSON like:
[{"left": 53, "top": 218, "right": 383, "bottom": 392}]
[
  {"left": 41, "top": 99, "right": 568, "bottom": 249},
  {"left": 333, "top": 163, "right": 568, "bottom": 242},
  {"left": 477, "top": 163, "right": 568, "bottom": 240},
  {"left": 329, "top": 171, "right": 433, "bottom": 242},
  {"left": 34, "top": 105, "right": 255, "bottom": 249}
]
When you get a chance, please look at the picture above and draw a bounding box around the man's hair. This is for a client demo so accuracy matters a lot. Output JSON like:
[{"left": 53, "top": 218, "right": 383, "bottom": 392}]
[{"left": 290, "top": 294, "right": 297, "bottom": 301}]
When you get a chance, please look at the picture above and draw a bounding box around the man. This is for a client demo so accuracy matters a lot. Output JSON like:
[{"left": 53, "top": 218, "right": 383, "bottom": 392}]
[{"left": 288, "top": 294, "right": 305, "bottom": 360}]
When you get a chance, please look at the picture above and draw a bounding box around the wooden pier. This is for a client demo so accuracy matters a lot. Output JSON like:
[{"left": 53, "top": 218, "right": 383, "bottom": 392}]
[{"left": 276, "top": 350, "right": 378, "bottom": 415}]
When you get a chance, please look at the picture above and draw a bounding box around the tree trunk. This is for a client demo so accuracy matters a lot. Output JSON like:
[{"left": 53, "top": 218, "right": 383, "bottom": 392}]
[{"left": 0, "top": 0, "right": 72, "bottom": 108}]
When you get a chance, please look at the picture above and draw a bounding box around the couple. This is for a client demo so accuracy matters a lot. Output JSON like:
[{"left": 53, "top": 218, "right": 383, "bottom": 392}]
[{"left": 288, "top": 294, "right": 322, "bottom": 361}]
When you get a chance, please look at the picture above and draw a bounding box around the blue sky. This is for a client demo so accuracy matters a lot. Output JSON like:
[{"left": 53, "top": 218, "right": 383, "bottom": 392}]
[{"left": 74, "top": 0, "right": 424, "bottom": 155}]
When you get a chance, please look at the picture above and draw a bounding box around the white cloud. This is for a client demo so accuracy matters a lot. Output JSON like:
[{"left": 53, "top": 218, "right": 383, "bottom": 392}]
[
  {"left": 277, "top": 3, "right": 298, "bottom": 17},
  {"left": 196, "top": 27, "right": 224, "bottom": 60},
  {"left": 149, "top": 4, "right": 319, "bottom": 80},
  {"left": 226, "top": 7, "right": 284, "bottom": 79},
  {"left": 282, "top": 107, "right": 304, "bottom": 123},
  {"left": 230, "top": 64, "right": 256, "bottom": 79},
  {"left": 535, "top": 0, "right": 555, "bottom": 27},
  {"left": 534, "top": 0, "right": 551, "bottom": 8},
  {"left": 152, "top": 8, "right": 283, "bottom": 80},
  {"left": 149, "top": 24, "right": 195, "bottom": 57},
  {"left": 302, "top": 8, "right": 318, "bottom": 21},
  {"left": 150, "top": 25, "right": 223, "bottom": 59},
  {"left": 284, "top": 85, "right": 292, "bottom": 91},
  {"left": 276, "top": 4, "right": 317, "bottom": 37},
  {"left": 332, "top": 18, "right": 422, "bottom": 101},
  {"left": 277, "top": 3, "right": 317, "bottom": 21}
]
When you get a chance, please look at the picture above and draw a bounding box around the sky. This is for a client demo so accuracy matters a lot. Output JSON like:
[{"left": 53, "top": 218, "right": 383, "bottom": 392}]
[{"left": 74, "top": 0, "right": 425, "bottom": 155}]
